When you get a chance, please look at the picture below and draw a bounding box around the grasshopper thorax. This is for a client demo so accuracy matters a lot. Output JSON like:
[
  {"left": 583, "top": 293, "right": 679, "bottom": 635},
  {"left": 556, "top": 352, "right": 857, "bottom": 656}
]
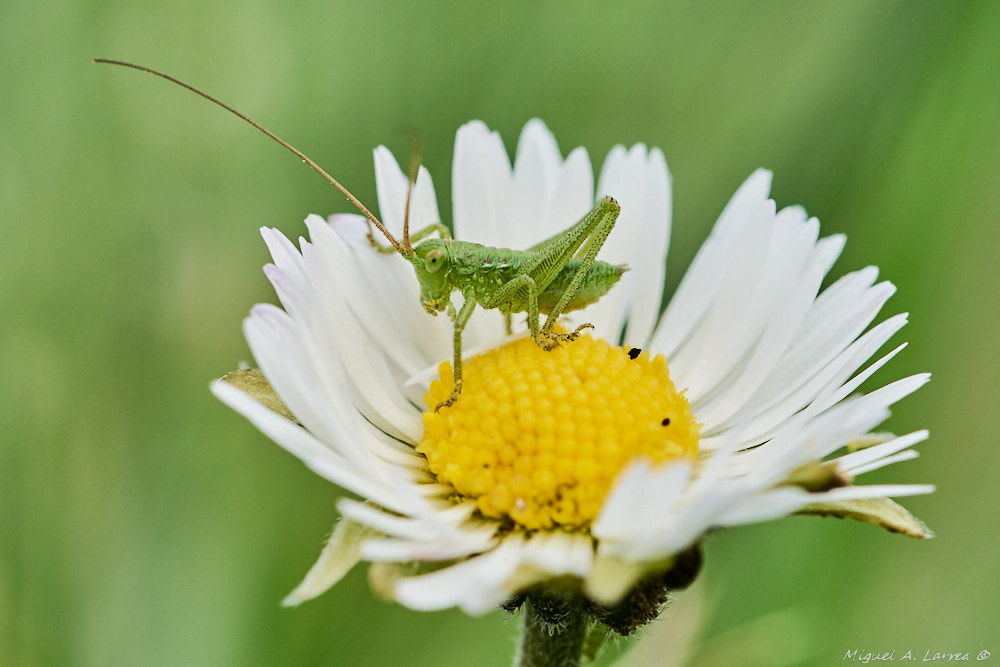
[{"left": 410, "top": 238, "right": 455, "bottom": 315}]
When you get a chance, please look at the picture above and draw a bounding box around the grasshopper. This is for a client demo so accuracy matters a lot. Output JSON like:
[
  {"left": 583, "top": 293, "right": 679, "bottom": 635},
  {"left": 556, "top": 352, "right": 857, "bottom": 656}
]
[
  {"left": 96, "top": 59, "right": 626, "bottom": 410},
  {"left": 391, "top": 195, "right": 624, "bottom": 409}
]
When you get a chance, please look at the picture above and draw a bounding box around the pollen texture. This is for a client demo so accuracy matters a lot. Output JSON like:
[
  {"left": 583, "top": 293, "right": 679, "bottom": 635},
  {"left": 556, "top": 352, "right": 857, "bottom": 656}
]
[{"left": 419, "top": 335, "right": 699, "bottom": 531}]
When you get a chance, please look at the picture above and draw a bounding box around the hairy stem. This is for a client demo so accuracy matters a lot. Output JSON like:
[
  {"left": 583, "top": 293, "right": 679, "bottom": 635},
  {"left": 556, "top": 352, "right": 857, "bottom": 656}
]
[{"left": 515, "top": 594, "right": 588, "bottom": 667}]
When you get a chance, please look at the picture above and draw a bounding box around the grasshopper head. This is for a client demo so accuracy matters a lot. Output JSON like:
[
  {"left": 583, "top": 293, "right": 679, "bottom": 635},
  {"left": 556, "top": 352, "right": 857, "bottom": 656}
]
[{"left": 410, "top": 239, "right": 454, "bottom": 314}]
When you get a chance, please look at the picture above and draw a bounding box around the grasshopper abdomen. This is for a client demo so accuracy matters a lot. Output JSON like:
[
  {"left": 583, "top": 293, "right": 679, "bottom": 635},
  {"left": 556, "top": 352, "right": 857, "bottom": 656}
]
[
  {"left": 444, "top": 243, "right": 624, "bottom": 316},
  {"left": 538, "top": 258, "right": 626, "bottom": 314}
]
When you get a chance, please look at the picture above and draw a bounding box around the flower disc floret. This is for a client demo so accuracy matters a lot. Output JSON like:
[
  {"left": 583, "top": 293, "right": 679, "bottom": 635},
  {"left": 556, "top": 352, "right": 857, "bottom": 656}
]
[{"left": 419, "top": 334, "right": 699, "bottom": 530}]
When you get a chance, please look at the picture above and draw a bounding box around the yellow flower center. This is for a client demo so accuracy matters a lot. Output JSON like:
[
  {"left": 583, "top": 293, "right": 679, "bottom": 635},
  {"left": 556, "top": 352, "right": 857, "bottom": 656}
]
[{"left": 419, "top": 334, "right": 699, "bottom": 531}]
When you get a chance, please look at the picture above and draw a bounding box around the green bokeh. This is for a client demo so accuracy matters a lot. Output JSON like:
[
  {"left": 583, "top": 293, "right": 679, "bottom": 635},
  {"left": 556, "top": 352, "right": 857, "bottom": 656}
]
[{"left": 3, "top": 1, "right": 997, "bottom": 665}]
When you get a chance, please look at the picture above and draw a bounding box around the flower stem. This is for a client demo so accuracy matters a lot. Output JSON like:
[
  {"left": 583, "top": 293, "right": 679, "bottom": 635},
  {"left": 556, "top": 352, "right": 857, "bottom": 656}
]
[{"left": 515, "top": 594, "right": 588, "bottom": 667}]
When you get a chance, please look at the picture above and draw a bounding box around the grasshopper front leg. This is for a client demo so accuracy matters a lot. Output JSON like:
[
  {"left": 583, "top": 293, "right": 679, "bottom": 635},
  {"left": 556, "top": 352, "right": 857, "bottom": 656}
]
[
  {"left": 479, "top": 272, "right": 555, "bottom": 349},
  {"left": 439, "top": 273, "right": 549, "bottom": 410},
  {"left": 435, "top": 291, "right": 478, "bottom": 412},
  {"left": 479, "top": 271, "right": 585, "bottom": 351},
  {"left": 368, "top": 222, "right": 451, "bottom": 253}
]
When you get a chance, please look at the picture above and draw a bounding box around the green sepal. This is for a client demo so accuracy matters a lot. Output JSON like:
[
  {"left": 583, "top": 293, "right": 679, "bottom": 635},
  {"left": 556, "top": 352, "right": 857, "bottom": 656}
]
[
  {"left": 219, "top": 368, "right": 297, "bottom": 423},
  {"left": 795, "top": 497, "right": 933, "bottom": 538},
  {"left": 582, "top": 622, "right": 612, "bottom": 663},
  {"left": 367, "top": 557, "right": 457, "bottom": 602},
  {"left": 782, "top": 460, "right": 851, "bottom": 492},
  {"left": 282, "top": 517, "right": 378, "bottom": 606}
]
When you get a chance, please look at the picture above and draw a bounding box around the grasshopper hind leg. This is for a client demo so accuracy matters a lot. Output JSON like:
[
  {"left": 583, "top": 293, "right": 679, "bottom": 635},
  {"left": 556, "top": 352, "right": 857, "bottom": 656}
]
[
  {"left": 539, "top": 322, "right": 595, "bottom": 350},
  {"left": 538, "top": 198, "right": 620, "bottom": 346}
]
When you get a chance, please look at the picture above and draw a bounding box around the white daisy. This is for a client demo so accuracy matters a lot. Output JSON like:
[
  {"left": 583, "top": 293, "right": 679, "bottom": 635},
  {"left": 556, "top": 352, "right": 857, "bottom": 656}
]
[{"left": 211, "top": 119, "right": 933, "bottom": 621}]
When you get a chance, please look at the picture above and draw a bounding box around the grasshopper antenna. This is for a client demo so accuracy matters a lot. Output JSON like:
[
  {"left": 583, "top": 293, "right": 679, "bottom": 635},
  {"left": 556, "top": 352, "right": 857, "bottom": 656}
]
[
  {"left": 94, "top": 58, "right": 407, "bottom": 256},
  {"left": 401, "top": 129, "right": 423, "bottom": 256}
]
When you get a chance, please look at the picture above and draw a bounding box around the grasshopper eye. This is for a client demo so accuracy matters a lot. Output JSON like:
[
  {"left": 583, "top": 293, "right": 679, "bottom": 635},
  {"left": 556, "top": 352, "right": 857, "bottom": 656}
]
[{"left": 424, "top": 249, "right": 445, "bottom": 273}]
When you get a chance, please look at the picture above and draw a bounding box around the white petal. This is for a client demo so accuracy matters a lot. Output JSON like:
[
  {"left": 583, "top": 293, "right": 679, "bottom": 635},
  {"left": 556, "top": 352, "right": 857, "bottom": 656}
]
[
  {"left": 692, "top": 216, "right": 829, "bottom": 428},
  {"left": 373, "top": 146, "right": 440, "bottom": 242},
  {"left": 761, "top": 269, "right": 895, "bottom": 404},
  {"left": 651, "top": 169, "right": 773, "bottom": 358},
  {"left": 509, "top": 119, "right": 566, "bottom": 246},
  {"left": 669, "top": 199, "right": 778, "bottom": 400},
  {"left": 339, "top": 498, "right": 448, "bottom": 541},
  {"left": 595, "top": 457, "right": 736, "bottom": 562},
  {"left": 510, "top": 119, "right": 596, "bottom": 249},
  {"left": 260, "top": 226, "right": 309, "bottom": 290},
  {"left": 393, "top": 535, "right": 528, "bottom": 614},
  {"left": 706, "top": 312, "right": 909, "bottom": 446},
  {"left": 593, "top": 459, "right": 691, "bottom": 540},
  {"left": 715, "top": 486, "right": 814, "bottom": 525},
  {"left": 523, "top": 531, "right": 593, "bottom": 577},
  {"left": 814, "top": 484, "right": 937, "bottom": 501},
  {"left": 256, "top": 222, "right": 436, "bottom": 444},
  {"left": 834, "top": 429, "right": 930, "bottom": 474},
  {"left": 393, "top": 530, "right": 597, "bottom": 615},
  {"left": 324, "top": 214, "right": 454, "bottom": 370},
  {"left": 846, "top": 449, "right": 920, "bottom": 476},
  {"left": 210, "top": 380, "right": 401, "bottom": 509},
  {"left": 242, "top": 304, "right": 366, "bottom": 463},
  {"left": 548, "top": 147, "right": 597, "bottom": 237},
  {"left": 452, "top": 120, "right": 512, "bottom": 246},
  {"left": 306, "top": 216, "right": 441, "bottom": 374},
  {"left": 586, "top": 145, "right": 671, "bottom": 344},
  {"left": 584, "top": 555, "right": 651, "bottom": 605},
  {"left": 299, "top": 243, "right": 426, "bottom": 441}
]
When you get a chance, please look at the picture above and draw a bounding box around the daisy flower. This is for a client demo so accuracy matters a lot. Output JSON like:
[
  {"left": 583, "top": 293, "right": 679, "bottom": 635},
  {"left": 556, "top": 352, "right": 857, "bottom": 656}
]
[{"left": 211, "top": 119, "right": 932, "bottom": 637}]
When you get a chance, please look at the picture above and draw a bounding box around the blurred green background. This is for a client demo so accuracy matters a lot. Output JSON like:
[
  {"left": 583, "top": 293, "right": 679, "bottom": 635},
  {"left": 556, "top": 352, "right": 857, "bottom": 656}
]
[{"left": 3, "top": 1, "right": 998, "bottom": 665}]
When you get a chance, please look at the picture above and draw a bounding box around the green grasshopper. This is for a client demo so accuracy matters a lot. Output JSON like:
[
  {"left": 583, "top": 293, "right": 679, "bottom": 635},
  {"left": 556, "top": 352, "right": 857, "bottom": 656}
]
[
  {"left": 95, "top": 59, "right": 626, "bottom": 410},
  {"left": 391, "top": 196, "right": 623, "bottom": 409}
]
